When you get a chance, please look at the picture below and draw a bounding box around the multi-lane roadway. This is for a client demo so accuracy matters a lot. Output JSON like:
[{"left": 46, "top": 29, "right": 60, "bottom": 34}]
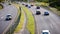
[
  {"left": 0, "top": 3, "right": 18, "bottom": 34},
  {"left": 29, "top": 6, "right": 60, "bottom": 34}
]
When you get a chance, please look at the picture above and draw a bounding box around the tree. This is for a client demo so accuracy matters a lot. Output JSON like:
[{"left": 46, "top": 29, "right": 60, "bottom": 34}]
[{"left": 0, "top": 0, "right": 4, "bottom": 2}]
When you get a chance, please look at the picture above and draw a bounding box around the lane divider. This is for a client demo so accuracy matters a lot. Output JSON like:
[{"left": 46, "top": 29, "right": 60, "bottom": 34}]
[{"left": 21, "top": 4, "right": 35, "bottom": 34}]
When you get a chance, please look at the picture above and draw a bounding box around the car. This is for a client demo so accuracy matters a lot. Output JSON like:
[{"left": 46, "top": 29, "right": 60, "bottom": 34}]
[
  {"left": 42, "top": 30, "right": 50, "bottom": 34},
  {"left": 9, "top": 3, "right": 11, "bottom": 5},
  {"left": 28, "top": 6, "right": 31, "bottom": 8},
  {"left": 25, "top": 4, "right": 28, "bottom": 7},
  {"left": 22, "top": 3, "right": 25, "bottom": 5},
  {"left": 5, "top": 14, "right": 12, "bottom": 21},
  {"left": 44, "top": 12, "right": 49, "bottom": 16},
  {"left": 36, "top": 11, "right": 41, "bottom": 15},
  {"left": 31, "top": 4, "right": 34, "bottom": 6},
  {"left": 36, "top": 6, "right": 40, "bottom": 9}
]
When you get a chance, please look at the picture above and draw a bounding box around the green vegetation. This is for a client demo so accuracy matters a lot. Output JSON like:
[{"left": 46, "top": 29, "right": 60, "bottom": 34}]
[
  {"left": 13, "top": 3, "right": 25, "bottom": 33},
  {"left": 0, "top": 0, "right": 4, "bottom": 2},
  {"left": 50, "top": 7, "right": 60, "bottom": 16},
  {"left": 0, "top": 4, "right": 3, "bottom": 10},
  {"left": 0, "top": 5, "right": 2, "bottom": 9},
  {"left": 21, "top": 5, "right": 35, "bottom": 34},
  {"left": 35, "top": 0, "right": 49, "bottom": 3},
  {"left": 34, "top": 0, "right": 60, "bottom": 15},
  {"left": 35, "top": 0, "right": 60, "bottom": 10},
  {"left": 49, "top": 0, "right": 60, "bottom": 10},
  {"left": 14, "top": 9, "right": 25, "bottom": 33},
  {"left": 35, "top": 2, "right": 49, "bottom": 6}
]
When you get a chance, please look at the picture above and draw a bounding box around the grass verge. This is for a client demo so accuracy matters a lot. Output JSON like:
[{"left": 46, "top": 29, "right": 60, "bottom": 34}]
[
  {"left": 0, "top": 4, "right": 3, "bottom": 10},
  {"left": 35, "top": 2, "right": 49, "bottom": 6},
  {"left": 50, "top": 7, "right": 60, "bottom": 16},
  {"left": 14, "top": 9, "right": 25, "bottom": 33},
  {"left": 13, "top": 3, "right": 25, "bottom": 33},
  {"left": 21, "top": 5, "right": 35, "bottom": 34}
]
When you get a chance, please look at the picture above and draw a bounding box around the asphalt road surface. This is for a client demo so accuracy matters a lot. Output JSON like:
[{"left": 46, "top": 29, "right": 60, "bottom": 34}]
[
  {"left": 0, "top": 3, "right": 18, "bottom": 34},
  {"left": 29, "top": 6, "right": 60, "bottom": 34}
]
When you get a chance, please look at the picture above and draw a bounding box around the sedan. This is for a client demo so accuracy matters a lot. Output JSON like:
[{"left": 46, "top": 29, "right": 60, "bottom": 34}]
[
  {"left": 36, "top": 6, "right": 40, "bottom": 9},
  {"left": 31, "top": 4, "right": 34, "bottom": 6},
  {"left": 36, "top": 11, "right": 41, "bottom": 15},
  {"left": 9, "top": 3, "right": 11, "bottom": 5},
  {"left": 44, "top": 12, "right": 49, "bottom": 16},
  {"left": 25, "top": 4, "right": 28, "bottom": 7},
  {"left": 5, "top": 14, "right": 12, "bottom": 21},
  {"left": 22, "top": 4, "right": 25, "bottom": 5}
]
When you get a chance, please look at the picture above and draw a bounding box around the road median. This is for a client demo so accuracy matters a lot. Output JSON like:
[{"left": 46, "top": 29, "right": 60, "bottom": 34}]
[
  {"left": 13, "top": 3, "right": 25, "bottom": 34},
  {"left": 21, "top": 5, "right": 35, "bottom": 34}
]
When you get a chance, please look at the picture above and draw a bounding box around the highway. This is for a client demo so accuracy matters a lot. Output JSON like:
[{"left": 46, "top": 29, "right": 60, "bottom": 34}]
[
  {"left": 29, "top": 6, "right": 60, "bottom": 34},
  {"left": 0, "top": 3, "right": 18, "bottom": 34}
]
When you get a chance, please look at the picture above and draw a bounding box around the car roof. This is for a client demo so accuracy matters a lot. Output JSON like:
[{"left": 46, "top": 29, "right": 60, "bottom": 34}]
[
  {"left": 7, "top": 14, "right": 11, "bottom": 16},
  {"left": 7, "top": 14, "right": 11, "bottom": 15},
  {"left": 42, "top": 30, "right": 49, "bottom": 32},
  {"left": 46, "top": 11, "right": 47, "bottom": 12}
]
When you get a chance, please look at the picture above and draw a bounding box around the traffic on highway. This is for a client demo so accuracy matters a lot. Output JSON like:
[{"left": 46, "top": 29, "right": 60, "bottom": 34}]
[
  {"left": 0, "top": 2, "right": 18, "bottom": 34},
  {"left": 22, "top": 2, "right": 60, "bottom": 34},
  {"left": 0, "top": 1, "right": 60, "bottom": 34}
]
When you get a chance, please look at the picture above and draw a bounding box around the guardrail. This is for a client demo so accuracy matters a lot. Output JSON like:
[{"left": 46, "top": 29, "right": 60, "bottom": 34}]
[{"left": 5, "top": 7, "right": 21, "bottom": 34}]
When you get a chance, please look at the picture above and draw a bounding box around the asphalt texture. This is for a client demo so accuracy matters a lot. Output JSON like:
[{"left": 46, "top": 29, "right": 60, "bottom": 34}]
[
  {"left": 29, "top": 6, "right": 60, "bottom": 34},
  {"left": 0, "top": 3, "right": 18, "bottom": 34}
]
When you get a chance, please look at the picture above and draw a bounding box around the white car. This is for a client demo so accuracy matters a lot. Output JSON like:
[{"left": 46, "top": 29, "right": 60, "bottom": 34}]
[{"left": 42, "top": 30, "right": 50, "bottom": 34}]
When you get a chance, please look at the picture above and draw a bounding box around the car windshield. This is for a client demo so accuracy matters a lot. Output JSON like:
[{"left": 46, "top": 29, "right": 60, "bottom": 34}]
[
  {"left": 42, "top": 32, "right": 48, "bottom": 34},
  {"left": 7, "top": 15, "right": 11, "bottom": 17}
]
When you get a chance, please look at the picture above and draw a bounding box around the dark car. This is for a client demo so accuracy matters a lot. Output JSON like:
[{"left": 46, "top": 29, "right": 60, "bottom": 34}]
[
  {"left": 5, "top": 14, "right": 12, "bottom": 21},
  {"left": 36, "top": 11, "right": 41, "bottom": 15},
  {"left": 42, "top": 32, "right": 48, "bottom": 34},
  {"left": 25, "top": 5, "right": 28, "bottom": 7},
  {"left": 31, "top": 4, "right": 34, "bottom": 6},
  {"left": 36, "top": 6, "right": 40, "bottom": 9},
  {"left": 44, "top": 12, "right": 49, "bottom": 15},
  {"left": 9, "top": 3, "right": 11, "bottom": 5},
  {"left": 22, "top": 4, "right": 24, "bottom": 5}
]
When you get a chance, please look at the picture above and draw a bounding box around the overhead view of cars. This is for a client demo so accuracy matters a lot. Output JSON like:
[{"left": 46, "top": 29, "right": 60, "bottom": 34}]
[
  {"left": 36, "top": 11, "right": 49, "bottom": 16},
  {"left": 36, "top": 11, "right": 41, "bottom": 15},
  {"left": 36, "top": 6, "right": 40, "bottom": 9},
  {"left": 36, "top": 6, "right": 49, "bottom": 15},
  {"left": 8, "top": 3, "right": 11, "bottom": 5},
  {"left": 5, "top": 14, "right": 12, "bottom": 21},
  {"left": 22, "top": 3, "right": 34, "bottom": 8},
  {"left": 42, "top": 30, "right": 50, "bottom": 34},
  {"left": 44, "top": 12, "right": 49, "bottom": 16},
  {"left": 31, "top": 4, "right": 34, "bottom": 6},
  {"left": 25, "top": 4, "right": 28, "bottom": 7},
  {"left": 28, "top": 6, "right": 31, "bottom": 8},
  {"left": 22, "top": 3, "right": 49, "bottom": 16},
  {"left": 22, "top": 3, "right": 25, "bottom": 5}
]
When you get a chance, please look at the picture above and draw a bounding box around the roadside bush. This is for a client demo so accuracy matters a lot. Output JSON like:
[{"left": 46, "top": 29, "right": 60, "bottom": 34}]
[
  {"left": 0, "top": 4, "right": 3, "bottom": 9},
  {"left": 56, "top": 7, "right": 60, "bottom": 11}
]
